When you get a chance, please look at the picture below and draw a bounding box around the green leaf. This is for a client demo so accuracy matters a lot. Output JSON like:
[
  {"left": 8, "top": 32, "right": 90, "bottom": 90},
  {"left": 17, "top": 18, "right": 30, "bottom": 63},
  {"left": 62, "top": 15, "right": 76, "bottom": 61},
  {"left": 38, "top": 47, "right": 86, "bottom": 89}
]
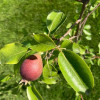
[
  {"left": 27, "top": 86, "right": 38, "bottom": 100},
  {"left": 85, "top": 36, "right": 92, "bottom": 40},
  {"left": 47, "top": 10, "right": 66, "bottom": 33},
  {"left": 14, "top": 50, "right": 35, "bottom": 75},
  {"left": 84, "top": 25, "right": 91, "bottom": 30},
  {"left": 83, "top": 30, "right": 91, "bottom": 36},
  {"left": 0, "top": 75, "right": 11, "bottom": 82},
  {"left": 0, "top": 43, "right": 27, "bottom": 64},
  {"left": 98, "top": 59, "right": 100, "bottom": 66},
  {"left": 58, "top": 50, "right": 94, "bottom": 93},
  {"left": 72, "top": 43, "right": 80, "bottom": 53},
  {"left": 14, "top": 57, "right": 24, "bottom": 75},
  {"left": 75, "top": 93, "right": 81, "bottom": 100},
  {"left": 72, "top": 43, "right": 86, "bottom": 54},
  {"left": 84, "top": 59, "right": 94, "bottom": 65},
  {"left": 79, "top": 45, "right": 86, "bottom": 55},
  {"left": 61, "top": 39, "right": 73, "bottom": 50},
  {"left": 43, "top": 62, "right": 59, "bottom": 84},
  {"left": 31, "top": 84, "right": 43, "bottom": 100},
  {"left": 66, "top": 23, "right": 72, "bottom": 29},
  {"left": 98, "top": 42, "right": 100, "bottom": 54},
  {"left": 31, "top": 34, "right": 56, "bottom": 52}
]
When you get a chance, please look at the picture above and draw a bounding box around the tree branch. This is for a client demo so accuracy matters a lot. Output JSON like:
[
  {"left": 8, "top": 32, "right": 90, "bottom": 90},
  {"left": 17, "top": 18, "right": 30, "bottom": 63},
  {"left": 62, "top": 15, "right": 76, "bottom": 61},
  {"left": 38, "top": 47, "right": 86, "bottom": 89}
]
[
  {"left": 81, "top": 3, "right": 100, "bottom": 26},
  {"left": 92, "top": 56, "right": 100, "bottom": 59},
  {"left": 79, "top": 3, "right": 100, "bottom": 38},
  {"left": 75, "top": 3, "right": 86, "bottom": 41},
  {"left": 59, "top": 19, "right": 81, "bottom": 41}
]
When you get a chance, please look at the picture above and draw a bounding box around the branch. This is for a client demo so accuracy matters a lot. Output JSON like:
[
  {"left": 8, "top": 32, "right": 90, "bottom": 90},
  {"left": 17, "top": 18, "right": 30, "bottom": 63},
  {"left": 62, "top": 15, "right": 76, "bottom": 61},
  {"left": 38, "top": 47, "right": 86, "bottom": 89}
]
[
  {"left": 80, "top": 94, "right": 84, "bottom": 100},
  {"left": 59, "top": 19, "right": 81, "bottom": 41},
  {"left": 75, "top": 3, "right": 86, "bottom": 41},
  {"left": 79, "top": 3, "right": 100, "bottom": 38},
  {"left": 81, "top": 3, "right": 100, "bottom": 26},
  {"left": 69, "top": 36, "right": 77, "bottom": 40},
  {"left": 92, "top": 56, "right": 100, "bottom": 59}
]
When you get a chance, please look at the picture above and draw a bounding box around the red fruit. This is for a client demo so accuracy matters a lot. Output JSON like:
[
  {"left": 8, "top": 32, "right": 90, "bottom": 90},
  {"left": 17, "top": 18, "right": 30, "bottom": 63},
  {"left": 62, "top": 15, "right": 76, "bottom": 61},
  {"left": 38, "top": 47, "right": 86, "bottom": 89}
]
[{"left": 20, "top": 54, "right": 43, "bottom": 81}]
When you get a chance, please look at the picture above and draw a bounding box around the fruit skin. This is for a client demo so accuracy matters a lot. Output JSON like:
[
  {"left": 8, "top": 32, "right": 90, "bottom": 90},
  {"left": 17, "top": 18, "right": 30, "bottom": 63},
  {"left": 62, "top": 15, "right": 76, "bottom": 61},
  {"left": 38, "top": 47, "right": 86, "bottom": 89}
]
[{"left": 20, "top": 54, "right": 43, "bottom": 81}]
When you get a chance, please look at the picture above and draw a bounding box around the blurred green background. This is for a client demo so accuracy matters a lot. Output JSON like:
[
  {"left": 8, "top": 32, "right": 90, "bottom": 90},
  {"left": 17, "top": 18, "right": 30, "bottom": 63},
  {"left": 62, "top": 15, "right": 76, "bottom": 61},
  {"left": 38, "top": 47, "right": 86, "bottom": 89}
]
[{"left": 0, "top": 0, "right": 100, "bottom": 100}]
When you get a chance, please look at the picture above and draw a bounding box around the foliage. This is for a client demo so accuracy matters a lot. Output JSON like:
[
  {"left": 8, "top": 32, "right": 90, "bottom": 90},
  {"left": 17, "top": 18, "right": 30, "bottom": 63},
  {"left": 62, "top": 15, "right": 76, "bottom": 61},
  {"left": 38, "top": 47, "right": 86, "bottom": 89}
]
[{"left": 0, "top": 0, "right": 100, "bottom": 100}]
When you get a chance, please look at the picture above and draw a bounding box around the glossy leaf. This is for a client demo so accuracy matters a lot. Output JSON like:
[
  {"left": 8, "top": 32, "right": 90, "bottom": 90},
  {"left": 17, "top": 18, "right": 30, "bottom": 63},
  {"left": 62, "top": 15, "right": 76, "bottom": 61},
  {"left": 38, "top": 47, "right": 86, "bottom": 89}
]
[
  {"left": 72, "top": 43, "right": 80, "bottom": 53},
  {"left": 72, "top": 43, "right": 86, "bottom": 54},
  {"left": 27, "top": 86, "right": 38, "bottom": 100},
  {"left": 0, "top": 43, "right": 27, "bottom": 64},
  {"left": 66, "top": 23, "right": 72, "bottom": 29},
  {"left": 58, "top": 52, "right": 88, "bottom": 93},
  {"left": 64, "top": 50, "right": 94, "bottom": 88},
  {"left": 61, "top": 39, "right": 73, "bottom": 50},
  {"left": 47, "top": 10, "right": 66, "bottom": 33},
  {"left": 31, "top": 84, "right": 43, "bottom": 100},
  {"left": 58, "top": 50, "right": 94, "bottom": 93},
  {"left": 43, "top": 63, "right": 58, "bottom": 84},
  {"left": 31, "top": 34, "right": 56, "bottom": 52},
  {"left": 79, "top": 45, "right": 86, "bottom": 55}
]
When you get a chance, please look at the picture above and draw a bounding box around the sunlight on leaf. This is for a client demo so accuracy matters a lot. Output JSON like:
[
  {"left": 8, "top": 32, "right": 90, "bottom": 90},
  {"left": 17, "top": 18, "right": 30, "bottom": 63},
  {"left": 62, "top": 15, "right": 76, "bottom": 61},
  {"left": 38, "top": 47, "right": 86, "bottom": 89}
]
[
  {"left": 27, "top": 86, "right": 38, "bottom": 100},
  {"left": 58, "top": 50, "right": 94, "bottom": 93},
  {"left": 47, "top": 10, "right": 66, "bottom": 34},
  {"left": 30, "top": 34, "right": 56, "bottom": 52},
  {"left": 0, "top": 43, "right": 27, "bottom": 64}
]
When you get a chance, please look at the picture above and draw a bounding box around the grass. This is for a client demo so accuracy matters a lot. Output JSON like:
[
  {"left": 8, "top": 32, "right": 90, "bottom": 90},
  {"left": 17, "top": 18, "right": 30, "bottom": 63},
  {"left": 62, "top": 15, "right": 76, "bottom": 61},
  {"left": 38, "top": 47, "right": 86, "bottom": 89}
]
[{"left": 0, "top": 0, "right": 100, "bottom": 100}]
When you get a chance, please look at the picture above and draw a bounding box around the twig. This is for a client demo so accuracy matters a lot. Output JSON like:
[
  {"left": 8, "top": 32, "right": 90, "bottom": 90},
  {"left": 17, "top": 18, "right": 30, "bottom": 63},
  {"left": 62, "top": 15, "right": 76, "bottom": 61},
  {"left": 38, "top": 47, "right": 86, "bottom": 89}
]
[
  {"left": 69, "top": 36, "right": 77, "bottom": 40},
  {"left": 79, "top": 18, "right": 87, "bottom": 36},
  {"left": 75, "top": 3, "right": 86, "bottom": 41},
  {"left": 81, "top": 3, "right": 100, "bottom": 26},
  {"left": 79, "top": 3, "right": 100, "bottom": 38},
  {"left": 59, "top": 19, "right": 81, "bottom": 41},
  {"left": 92, "top": 56, "right": 100, "bottom": 59},
  {"left": 47, "top": 49, "right": 55, "bottom": 59},
  {"left": 52, "top": 37, "right": 59, "bottom": 41},
  {"left": 80, "top": 94, "right": 84, "bottom": 100},
  {"left": 46, "top": 3, "right": 100, "bottom": 60}
]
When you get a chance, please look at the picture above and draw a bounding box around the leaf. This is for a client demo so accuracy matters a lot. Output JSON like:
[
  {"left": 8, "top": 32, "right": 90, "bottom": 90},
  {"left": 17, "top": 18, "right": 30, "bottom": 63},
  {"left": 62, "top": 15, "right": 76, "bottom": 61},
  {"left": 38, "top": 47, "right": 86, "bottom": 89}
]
[
  {"left": 75, "top": 93, "right": 81, "bottom": 100},
  {"left": 0, "top": 75, "right": 11, "bottom": 82},
  {"left": 98, "top": 42, "right": 100, "bottom": 54},
  {"left": 84, "top": 58, "right": 94, "bottom": 65},
  {"left": 47, "top": 10, "right": 66, "bottom": 33},
  {"left": 85, "top": 36, "right": 92, "bottom": 40},
  {"left": 58, "top": 50, "right": 94, "bottom": 93},
  {"left": 27, "top": 86, "right": 38, "bottom": 100},
  {"left": 66, "top": 23, "right": 72, "bottom": 29},
  {"left": 14, "top": 50, "right": 35, "bottom": 75},
  {"left": 31, "top": 34, "right": 56, "bottom": 52},
  {"left": 72, "top": 43, "right": 80, "bottom": 53},
  {"left": 79, "top": 45, "right": 86, "bottom": 55},
  {"left": 83, "top": 30, "right": 91, "bottom": 36},
  {"left": 31, "top": 84, "right": 43, "bottom": 100},
  {"left": 61, "top": 39, "right": 73, "bottom": 50},
  {"left": 0, "top": 43, "right": 27, "bottom": 64},
  {"left": 14, "top": 57, "right": 24, "bottom": 75},
  {"left": 84, "top": 25, "right": 91, "bottom": 30},
  {"left": 98, "top": 59, "right": 100, "bottom": 66},
  {"left": 43, "top": 62, "right": 59, "bottom": 84}
]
